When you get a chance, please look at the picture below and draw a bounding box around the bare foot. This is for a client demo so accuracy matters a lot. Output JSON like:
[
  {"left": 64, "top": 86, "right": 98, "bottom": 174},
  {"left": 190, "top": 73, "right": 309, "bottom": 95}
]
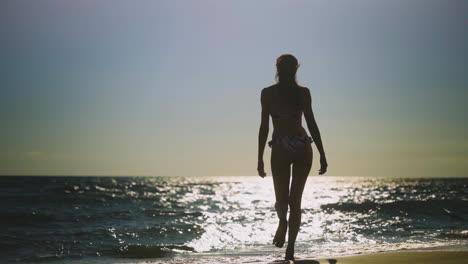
[
  {"left": 285, "top": 246, "right": 295, "bottom": 261},
  {"left": 272, "top": 220, "right": 287, "bottom": 248}
]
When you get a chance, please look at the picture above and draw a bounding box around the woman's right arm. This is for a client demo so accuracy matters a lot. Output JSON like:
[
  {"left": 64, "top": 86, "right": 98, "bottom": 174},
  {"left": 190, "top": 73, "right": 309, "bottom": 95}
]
[
  {"left": 303, "top": 88, "right": 328, "bottom": 175},
  {"left": 257, "top": 88, "right": 269, "bottom": 178}
]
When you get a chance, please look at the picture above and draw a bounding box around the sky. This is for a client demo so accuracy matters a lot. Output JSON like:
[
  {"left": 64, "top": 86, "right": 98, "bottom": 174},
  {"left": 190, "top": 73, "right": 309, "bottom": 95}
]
[{"left": 1, "top": 0, "right": 466, "bottom": 177}]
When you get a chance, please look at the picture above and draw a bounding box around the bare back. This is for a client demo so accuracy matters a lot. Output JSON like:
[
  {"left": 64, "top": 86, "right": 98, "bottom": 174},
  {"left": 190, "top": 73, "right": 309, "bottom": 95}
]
[{"left": 261, "top": 84, "right": 309, "bottom": 137}]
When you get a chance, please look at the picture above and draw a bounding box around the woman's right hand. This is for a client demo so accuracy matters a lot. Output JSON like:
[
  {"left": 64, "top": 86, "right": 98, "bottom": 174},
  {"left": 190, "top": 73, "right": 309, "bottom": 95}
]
[
  {"left": 257, "top": 160, "right": 266, "bottom": 178},
  {"left": 319, "top": 155, "right": 328, "bottom": 175}
]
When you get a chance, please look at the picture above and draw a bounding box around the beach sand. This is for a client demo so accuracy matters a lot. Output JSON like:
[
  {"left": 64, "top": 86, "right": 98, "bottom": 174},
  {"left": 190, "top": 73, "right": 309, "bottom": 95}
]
[
  {"left": 266, "top": 250, "right": 468, "bottom": 264},
  {"left": 48, "top": 249, "right": 468, "bottom": 264}
]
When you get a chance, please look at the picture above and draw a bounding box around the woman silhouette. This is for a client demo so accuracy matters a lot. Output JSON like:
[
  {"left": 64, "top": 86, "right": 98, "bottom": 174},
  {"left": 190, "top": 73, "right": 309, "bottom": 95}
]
[{"left": 257, "top": 54, "right": 328, "bottom": 261}]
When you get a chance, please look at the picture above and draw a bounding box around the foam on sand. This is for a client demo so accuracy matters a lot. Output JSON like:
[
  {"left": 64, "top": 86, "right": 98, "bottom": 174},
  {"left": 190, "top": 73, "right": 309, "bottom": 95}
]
[{"left": 311, "top": 250, "right": 468, "bottom": 264}]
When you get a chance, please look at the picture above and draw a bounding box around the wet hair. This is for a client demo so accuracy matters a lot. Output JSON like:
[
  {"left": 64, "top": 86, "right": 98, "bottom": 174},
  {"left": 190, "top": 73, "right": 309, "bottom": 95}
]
[
  {"left": 275, "top": 54, "right": 300, "bottom": 85},
  {"left": 275, "top": 54, "right": 301, "bottom": 109}
]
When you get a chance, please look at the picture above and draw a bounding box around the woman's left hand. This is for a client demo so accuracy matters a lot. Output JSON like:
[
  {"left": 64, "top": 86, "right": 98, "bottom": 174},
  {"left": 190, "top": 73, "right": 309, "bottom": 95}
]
[{"left": 257, "top": 160, "right": 267, "bottom": 178}]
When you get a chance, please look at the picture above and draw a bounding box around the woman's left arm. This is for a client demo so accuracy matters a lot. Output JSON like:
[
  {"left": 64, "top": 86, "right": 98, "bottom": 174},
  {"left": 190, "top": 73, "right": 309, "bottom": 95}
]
[{"left": 257, "top": 88, "right": 269, "bottom": 177}]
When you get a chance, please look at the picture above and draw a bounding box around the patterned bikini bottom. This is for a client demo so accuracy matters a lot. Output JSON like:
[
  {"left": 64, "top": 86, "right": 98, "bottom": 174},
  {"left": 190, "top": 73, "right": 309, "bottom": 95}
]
[{"left": 268, "top": 135, "right": 313, "bottom": 153}]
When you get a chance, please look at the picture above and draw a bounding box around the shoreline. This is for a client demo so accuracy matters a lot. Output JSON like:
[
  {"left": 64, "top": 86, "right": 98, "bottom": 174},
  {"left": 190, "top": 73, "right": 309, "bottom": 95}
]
[
  {"left": 180, "top": 245, "right": 468, "bottom": 264},
  {"left": 8, "top": 246, "right": 468, "bottom": 264},
  {"left": 312, "top": 250, "right": 468, "bottom": 264}
]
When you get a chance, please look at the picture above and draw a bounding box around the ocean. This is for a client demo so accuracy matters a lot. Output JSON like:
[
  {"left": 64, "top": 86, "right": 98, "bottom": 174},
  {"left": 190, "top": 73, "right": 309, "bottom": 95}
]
[{"left": 2, "top": 176, "right": 468, "bottom": 263}]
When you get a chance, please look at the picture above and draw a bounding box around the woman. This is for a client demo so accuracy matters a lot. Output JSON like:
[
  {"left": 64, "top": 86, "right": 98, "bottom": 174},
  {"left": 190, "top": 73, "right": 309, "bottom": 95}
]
[{"left": 257, "top": 54, "right": 328, "bottom": 261}]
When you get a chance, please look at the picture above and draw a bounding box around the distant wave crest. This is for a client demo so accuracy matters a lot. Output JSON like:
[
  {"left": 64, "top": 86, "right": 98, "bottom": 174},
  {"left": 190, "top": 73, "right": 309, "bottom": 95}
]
[
  {"left": 440, "top": 231, "right": 468, "bottom": 239},
  {"left": 115, "top": 244, "right": 195, "bottom": 258},
  {"left": 320, "top": 199, "right": 468, "bottom": 218}
]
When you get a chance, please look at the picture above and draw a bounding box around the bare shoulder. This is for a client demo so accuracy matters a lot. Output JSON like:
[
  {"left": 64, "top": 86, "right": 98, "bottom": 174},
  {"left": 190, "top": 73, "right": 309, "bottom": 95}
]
[
  {"left": 261, "top": 84, "right": 277, "bottom": 97},
  {"left": 298, "top": 85, "right": 309, "bottom": 91},
  {"left": 298, "top": 86, "right": 311, "bottom": 96},
  {"left": 298, "top": 86, "right": 312, "bottom": 108}
]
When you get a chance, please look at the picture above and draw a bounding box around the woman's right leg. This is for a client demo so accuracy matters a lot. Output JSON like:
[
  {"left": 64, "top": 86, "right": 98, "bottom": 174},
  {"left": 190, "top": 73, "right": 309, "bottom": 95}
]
[{"left": 271, "top": 146, "right": 292, "bottom": 247}]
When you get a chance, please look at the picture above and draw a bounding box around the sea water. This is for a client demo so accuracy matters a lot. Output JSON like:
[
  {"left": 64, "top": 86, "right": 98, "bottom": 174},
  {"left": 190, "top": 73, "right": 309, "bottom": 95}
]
[{"left": 2, "top": 176, "right": 468, "bottom": 263}]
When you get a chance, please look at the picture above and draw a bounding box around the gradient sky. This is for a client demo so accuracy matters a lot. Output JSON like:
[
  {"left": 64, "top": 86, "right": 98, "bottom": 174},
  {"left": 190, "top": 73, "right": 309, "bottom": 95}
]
[{"left": 1, "top": 0, "right": 466, "bottom": 177}]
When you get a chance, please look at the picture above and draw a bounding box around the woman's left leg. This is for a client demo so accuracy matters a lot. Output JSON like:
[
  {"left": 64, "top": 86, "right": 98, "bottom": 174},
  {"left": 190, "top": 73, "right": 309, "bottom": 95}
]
[
  {"left": 271, "top": 145, "right": 292, "bottom": 248},
  {"left": 285, "top": 145, "right": 312, "bottom": 260}
]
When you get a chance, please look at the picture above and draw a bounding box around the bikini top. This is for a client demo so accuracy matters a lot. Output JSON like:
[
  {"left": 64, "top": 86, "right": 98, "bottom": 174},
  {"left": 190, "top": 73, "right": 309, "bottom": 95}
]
[{"left": 271, "top": 111, "right": 302, "bottom": 120}]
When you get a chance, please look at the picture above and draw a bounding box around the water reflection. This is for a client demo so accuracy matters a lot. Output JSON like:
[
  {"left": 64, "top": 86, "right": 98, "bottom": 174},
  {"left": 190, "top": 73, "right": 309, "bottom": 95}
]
[
  {"left": 3, "top": 176, "right": 467, "bottom": 262},
  {"left": 180, "top": 176, "right": 468, "bottom": 257}
]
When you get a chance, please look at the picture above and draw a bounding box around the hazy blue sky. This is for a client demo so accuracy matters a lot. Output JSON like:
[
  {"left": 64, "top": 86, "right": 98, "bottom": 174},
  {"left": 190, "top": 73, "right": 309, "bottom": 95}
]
[{"left": 1, "top": 0, "right": 466, "bottom": 177}]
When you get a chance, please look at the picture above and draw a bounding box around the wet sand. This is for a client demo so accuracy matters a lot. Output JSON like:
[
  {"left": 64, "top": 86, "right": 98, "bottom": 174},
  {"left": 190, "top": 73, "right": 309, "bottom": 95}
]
[{"left": 285, "top": 250, "right": 468, "bottom": 264}]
